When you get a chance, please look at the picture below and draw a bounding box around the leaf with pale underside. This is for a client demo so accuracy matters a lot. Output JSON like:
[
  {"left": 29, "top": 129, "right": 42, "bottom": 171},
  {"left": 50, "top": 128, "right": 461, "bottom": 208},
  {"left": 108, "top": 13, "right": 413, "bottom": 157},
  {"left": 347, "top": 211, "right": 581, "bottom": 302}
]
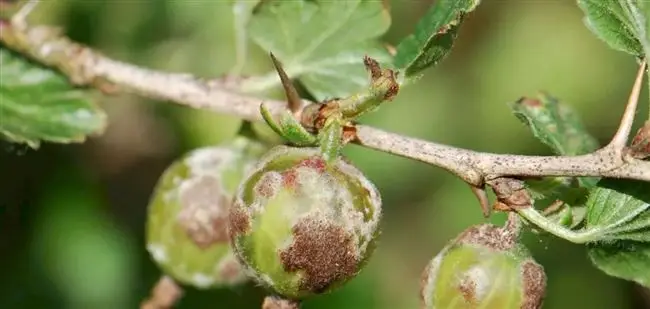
[
  {"left": 0, "top": 48, "right": 106, "bottom": 149},
  {"left": 393, "top": 0, "right": 481, "bottom": 77},
  {"left": 588, "top": 241, "right": 650, "bottom": 288},
  {"left": 245, "top": 0, "right": 392, "bottom": 101},
  {"left": 577, "top": 0, "right": 650, "bottom": 57},
  {"left": 584, "top": 179, "right": 650, "bottom": 242}
]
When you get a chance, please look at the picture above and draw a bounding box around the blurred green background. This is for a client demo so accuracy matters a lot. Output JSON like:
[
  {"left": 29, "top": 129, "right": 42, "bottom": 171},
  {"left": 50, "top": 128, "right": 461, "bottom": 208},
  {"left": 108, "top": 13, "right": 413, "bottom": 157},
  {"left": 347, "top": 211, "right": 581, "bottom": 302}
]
[{"left": 1, "top": 0, "right": 649, "bottom": 308}]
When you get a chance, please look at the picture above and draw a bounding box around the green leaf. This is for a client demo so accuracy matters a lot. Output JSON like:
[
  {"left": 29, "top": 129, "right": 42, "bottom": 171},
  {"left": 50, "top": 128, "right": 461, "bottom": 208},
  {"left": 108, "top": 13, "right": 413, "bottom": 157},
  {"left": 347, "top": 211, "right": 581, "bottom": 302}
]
[
  {"left": 0, "top": 48, "right": 106, "bottom": 149},
  {"left": 509, "top": 93, "right": 600, "bottom": 188},
  {"left": 393, "top": 0, "right": 481, "bottom": 77},
  {"left": 244, "top": 0, "right": 392, "bottom": 101},
  {"left": 509, "top": 93, "right": 600, "bottom": 156},
  {"left": 229, "top": 0, "right": 261, "bottom": 73},
  {"left": 585, "top": 179, "right": 650, "bottom": 242},
  {"left": 577, "top": 0, "right": 650, "bottom": 57},
  {"left": 588, "top": 241, "right": 650, "bottom": 288}
]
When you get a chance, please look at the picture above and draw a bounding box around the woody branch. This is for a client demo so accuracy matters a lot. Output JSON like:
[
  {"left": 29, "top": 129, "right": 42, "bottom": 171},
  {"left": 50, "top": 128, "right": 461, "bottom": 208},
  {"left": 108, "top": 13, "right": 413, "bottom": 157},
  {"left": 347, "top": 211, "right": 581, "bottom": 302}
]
[{"left": 1, "top": 20, "right": 649, "bottom": 191}]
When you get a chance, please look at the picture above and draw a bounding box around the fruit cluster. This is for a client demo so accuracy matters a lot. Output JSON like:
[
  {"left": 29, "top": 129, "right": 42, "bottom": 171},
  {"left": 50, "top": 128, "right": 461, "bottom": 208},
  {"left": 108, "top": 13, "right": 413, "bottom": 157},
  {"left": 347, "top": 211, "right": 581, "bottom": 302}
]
[{"left": 144, "top": 55, "right": 547, "bottom": 308}]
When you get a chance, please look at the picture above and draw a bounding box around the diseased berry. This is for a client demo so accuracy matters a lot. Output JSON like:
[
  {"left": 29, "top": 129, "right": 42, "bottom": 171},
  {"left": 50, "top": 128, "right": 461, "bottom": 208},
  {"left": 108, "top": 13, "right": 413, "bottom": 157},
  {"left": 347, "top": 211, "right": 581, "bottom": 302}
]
[
  {"left": 146, "top": 137, "right": 267, "bottom": 289},
  {"left": 228, "top": 145, "right": 382, "bottom": 299},
  {"left": 421, "top": 224, "right": 547, "bottom": 309}
]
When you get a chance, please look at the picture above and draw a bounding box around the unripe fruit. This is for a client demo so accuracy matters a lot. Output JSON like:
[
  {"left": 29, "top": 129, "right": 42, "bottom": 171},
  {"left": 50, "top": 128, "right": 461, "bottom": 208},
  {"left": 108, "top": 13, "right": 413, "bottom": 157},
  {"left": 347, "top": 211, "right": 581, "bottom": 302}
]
[
  {"left": 146, "top": 137, "right": 267, "bottom": 289},
  {"left": 229, "top": 145, "right": 381, "bottom": 299},
  {"left": 421, "top": 224, "right": 546, "bottom": 309}
]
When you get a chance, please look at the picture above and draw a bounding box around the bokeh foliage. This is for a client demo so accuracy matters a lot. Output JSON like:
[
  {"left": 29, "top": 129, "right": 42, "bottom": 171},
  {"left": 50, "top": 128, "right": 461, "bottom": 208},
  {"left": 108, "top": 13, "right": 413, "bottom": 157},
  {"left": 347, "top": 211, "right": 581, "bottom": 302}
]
[{"left": 1, "top": 1, "right": 649, "bottom": 308}]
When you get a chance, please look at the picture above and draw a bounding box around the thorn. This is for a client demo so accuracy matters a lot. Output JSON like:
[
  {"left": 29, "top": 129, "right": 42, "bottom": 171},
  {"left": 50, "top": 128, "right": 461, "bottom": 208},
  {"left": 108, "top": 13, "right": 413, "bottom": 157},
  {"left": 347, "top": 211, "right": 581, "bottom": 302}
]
[
  {"left": 10, "top": 0, "right": 39, "bottom": 27},
  {"left": 607, "top": 60, "right": 647, "bottom": 150},
  {"left": 269, "top": 52, "right": 302, "bottom": 115},
  {"left": 469, "top": 184, "right": 491, "bottom": 217}
]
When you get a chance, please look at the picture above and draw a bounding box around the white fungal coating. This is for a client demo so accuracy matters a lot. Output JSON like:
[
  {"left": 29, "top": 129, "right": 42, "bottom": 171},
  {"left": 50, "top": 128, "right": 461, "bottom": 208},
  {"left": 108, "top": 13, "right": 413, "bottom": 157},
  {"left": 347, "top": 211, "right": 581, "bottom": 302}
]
[
  {"left": 233, "top": 145, "right": 381, "bottom": 258},
  {"left": 335, "top": 157, "right": 382, "bottom": 255},
  {"left": 185, "top": 147, "right": 236, "bottom": 177},
  {"left": 229, "top": 145, "right": 383, "bottom": 297},
  {"left": 422, "top": 250, "right": 445, "bottom": 307},
  {"left": 146, "top": 139, "right": 267, "bottom": 289},
  {"left": 460, "top": 265, "right": 491, "bottom": 302},
  {"left": 147, "top": 243, "right": 168, "bottom": 263},
  {"left": 191, "top": 273, "right": 216, "bottom": 288}
]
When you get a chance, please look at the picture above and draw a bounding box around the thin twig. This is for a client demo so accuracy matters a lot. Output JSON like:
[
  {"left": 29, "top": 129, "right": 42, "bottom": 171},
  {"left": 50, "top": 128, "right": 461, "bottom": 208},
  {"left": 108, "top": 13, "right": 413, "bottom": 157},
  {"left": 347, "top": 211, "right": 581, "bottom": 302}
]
[{"left": 1, "top": 22, "right": 649, "bottom": 188}]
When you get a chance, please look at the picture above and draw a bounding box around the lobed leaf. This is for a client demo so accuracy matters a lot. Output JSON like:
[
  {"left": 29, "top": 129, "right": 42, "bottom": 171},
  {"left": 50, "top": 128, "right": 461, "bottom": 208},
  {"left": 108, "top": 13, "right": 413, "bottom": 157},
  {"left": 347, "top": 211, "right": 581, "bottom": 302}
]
[
  {"left": 577, "top": 0, "right": 650, "bottom": 57},
  {"left": 588, "top": 241, "right": 650, "bottom": 288},
  {"left": 246, "top": 0, "right": 392, "bottom": 101},
  {"left": 0, "top": 48, "right": 106, "bottom": 149},
  {"left": 585, "top": 179, "right": 650, "bottom": 242},
  {"left": 393, "top": 0, "right": 481, "bottom": 77}
]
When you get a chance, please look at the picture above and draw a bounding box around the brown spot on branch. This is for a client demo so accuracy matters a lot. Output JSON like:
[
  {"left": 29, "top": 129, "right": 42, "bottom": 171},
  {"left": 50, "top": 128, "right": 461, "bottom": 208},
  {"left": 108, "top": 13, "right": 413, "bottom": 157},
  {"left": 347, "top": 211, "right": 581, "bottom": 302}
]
[
  {"left": 487, "top": 177, "right": 532, "bottom": 212},
  {"left": 631, "top": 120, "right": 650, "bottom": 159}
]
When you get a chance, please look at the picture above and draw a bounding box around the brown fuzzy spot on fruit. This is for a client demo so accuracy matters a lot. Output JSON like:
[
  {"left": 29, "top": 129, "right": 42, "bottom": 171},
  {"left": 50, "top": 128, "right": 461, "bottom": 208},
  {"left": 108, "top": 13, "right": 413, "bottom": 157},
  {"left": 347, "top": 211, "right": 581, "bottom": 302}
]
[
  {"left": 279, "top": 218, "right": 359, "bottom": 293},
  {"left": 281, "top": 157, "right": 326, "bottom": 189},
  {"left": 296, "top": 157, "right": 326, "bottom": 172},
  {"left": 281, "top": 169, "right": 298, "bottom": 189},
  {"left": 228, "top": 203, "right": 251, "bottom": 237},
  {"left": 520, "top": 260, "right": 547, "bottom": 309},
  {"left": 177, "top": 176, "right": 230, "bottom": 248},
  {"left": 262, "top": 296, "right": 300, "bottom": 309},
  {"left": 255, "top": 172, "right": 282, "bottom": 198},
  {"left": 219, "top": 257, "right": 243, "bottom": 283},
  {"left": 458, "top": 275, "right": 478, "bottom": 304},
  {"left": 457, "top": 224, "right": 517, "bottom": 251}
]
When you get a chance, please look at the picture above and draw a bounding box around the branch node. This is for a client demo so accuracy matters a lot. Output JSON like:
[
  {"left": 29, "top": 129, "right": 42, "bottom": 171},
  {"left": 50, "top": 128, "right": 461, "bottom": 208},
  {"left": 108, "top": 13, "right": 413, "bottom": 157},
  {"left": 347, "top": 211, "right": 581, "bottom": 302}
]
[{"left": 486, "top": 177, "right": 533, "bottom": 212}]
